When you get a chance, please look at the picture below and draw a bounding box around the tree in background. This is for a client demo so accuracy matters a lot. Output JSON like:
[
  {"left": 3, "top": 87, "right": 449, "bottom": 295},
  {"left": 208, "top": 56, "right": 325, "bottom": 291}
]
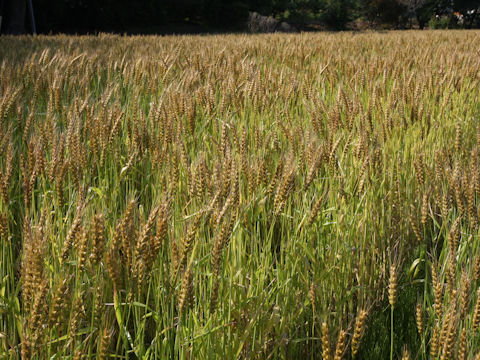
[
  {"left": 320, "top": 0, "right": 353, "bottom": 29},
  {"left": 396, "top": 0, "right": 426, "bottom": 27},
  {"left": 416, "top": 0, "right": 440, "bottom": 28},
  {"left": 1, "top": 0, "right": 26, "bottom": 34},
  {"left": 363, "top": 0, "right": 406, "bottom": 28},
  {"left": 454, "top": 0, "right": 480, "bottom": 27},
  {"left": 3, "top": 0, "right": 480, "bottom": 34},
  {"left": 202, "top": 0, "right": 250, "bottom": 29}
]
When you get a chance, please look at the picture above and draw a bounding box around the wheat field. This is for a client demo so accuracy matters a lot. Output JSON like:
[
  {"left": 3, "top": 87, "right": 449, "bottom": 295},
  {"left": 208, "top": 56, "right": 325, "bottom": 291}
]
[{"left": 0, "top": 30, "right": 480, "bottom": 359}]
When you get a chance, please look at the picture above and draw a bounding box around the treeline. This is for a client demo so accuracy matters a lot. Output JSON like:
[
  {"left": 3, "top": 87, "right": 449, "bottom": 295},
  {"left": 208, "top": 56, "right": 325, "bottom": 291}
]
[{"left": 27, "top": 0, "right": 480, "bottom": 34}]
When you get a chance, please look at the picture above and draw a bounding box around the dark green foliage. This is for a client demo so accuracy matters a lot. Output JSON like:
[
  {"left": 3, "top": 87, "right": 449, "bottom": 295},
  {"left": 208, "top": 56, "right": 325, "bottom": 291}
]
[
  {"left": 202, "top": 0, "right": 250, "bottom": 28},
  {"left": 359, "top": 269, "right": 421, "bottom": 359},
  {"left": 320, "top": 0, "right": 353, "bottom": 30},
  {"left": 364, "top": 0, "right": 406, "bottom": 28},
  {"left": 4, "top": 0, "right": 480, "bottom": 35}
]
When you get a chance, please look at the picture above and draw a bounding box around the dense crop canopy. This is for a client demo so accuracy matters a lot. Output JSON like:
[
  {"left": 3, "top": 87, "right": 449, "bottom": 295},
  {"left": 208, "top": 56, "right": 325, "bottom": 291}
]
[{"left": 0, "top": 31, "right": 480, "bottom": 359}]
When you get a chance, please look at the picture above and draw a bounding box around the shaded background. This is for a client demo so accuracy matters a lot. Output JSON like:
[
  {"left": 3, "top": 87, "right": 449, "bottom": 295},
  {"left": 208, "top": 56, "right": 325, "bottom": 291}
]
[{"left": 0, "top": 0, "right": 479, "bottom": 35}]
